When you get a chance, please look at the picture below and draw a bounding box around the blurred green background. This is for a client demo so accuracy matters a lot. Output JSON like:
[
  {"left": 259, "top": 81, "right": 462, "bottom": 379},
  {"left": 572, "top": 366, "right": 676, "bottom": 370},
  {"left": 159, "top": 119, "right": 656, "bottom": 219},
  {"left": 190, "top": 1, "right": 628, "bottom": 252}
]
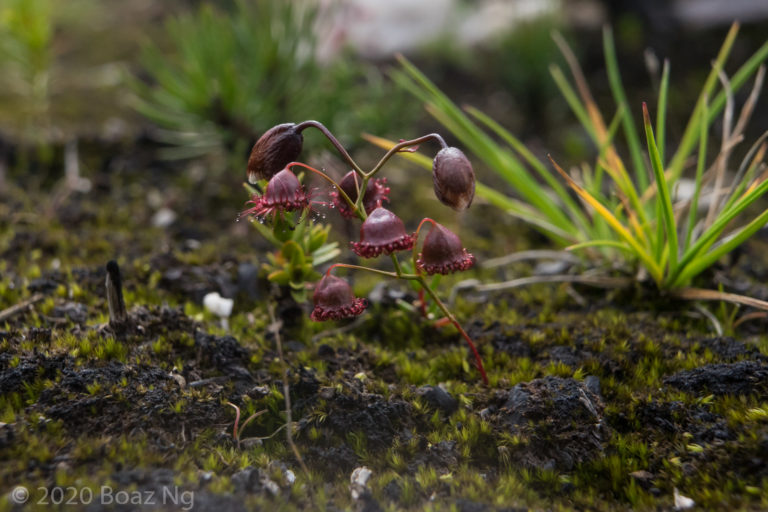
[{"left": 1, "top": 0, "right": 767, "bottom": 220}]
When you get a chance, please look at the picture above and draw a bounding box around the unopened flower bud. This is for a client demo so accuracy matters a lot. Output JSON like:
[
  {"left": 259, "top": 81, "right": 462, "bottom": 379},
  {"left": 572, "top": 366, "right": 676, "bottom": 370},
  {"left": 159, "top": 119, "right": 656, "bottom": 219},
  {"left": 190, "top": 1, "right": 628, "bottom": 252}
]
[
  {"left": 432, "top": 147, "right": 475, "bottom": 210},
  {"left": 247, "top": 123, "right": 303, "bottom": 183}
]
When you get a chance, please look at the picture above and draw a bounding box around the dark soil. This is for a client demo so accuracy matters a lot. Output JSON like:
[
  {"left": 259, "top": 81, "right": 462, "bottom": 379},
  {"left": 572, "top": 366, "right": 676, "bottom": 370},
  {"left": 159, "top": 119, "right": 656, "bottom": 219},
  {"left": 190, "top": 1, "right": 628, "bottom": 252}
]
[{"left": 2, "top": 152, "right": 768, "bottom": 511}]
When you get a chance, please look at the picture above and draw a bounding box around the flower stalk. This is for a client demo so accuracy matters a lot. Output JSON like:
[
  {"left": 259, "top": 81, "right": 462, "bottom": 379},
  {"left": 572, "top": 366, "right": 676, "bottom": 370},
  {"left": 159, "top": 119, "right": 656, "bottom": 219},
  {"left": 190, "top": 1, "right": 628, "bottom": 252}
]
[{"left": 243, "top": 121, "right": 486, "bottom": 384}]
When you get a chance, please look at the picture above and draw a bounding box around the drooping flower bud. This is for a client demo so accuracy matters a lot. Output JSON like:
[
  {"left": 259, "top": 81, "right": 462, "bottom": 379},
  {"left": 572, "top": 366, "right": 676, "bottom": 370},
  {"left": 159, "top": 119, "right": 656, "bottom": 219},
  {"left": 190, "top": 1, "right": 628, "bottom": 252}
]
[
  {"left": 331, "top": 171, "right": 390, "bottom": 218},
  {"left": 240, "top": 168, "right": 310, "bottom": 219},
  {"left": 351, "top": 207, "right": 415, "bottom": 258},
  {"left": 247, "top": 123, "right": 303, "bottom": 183},
  {"left": 310, "top": 274, "right": 367, "bottom": 321},
  {"left": 432, "top": 147, "right": 475, "bottom": 210},
  {"left": 417, "top": 222, "right": 474, "bottom": 275}
]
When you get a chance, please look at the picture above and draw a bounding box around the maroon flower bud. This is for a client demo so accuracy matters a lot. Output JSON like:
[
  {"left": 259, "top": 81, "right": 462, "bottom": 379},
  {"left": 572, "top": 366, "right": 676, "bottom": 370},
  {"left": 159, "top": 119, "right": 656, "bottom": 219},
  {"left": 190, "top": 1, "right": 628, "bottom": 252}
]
[
  {"left": 417, "top": 222, "right": 474, "bottom": 275},
  {"left": 432, "top": 147, "right": 475, "bottom": 210},
  {"left": 310, "top": 274, "right": 367, "bottom": 321},
  {"left": 240, "top": 168, "right": 310, "bottom": 219},
  {"left": 351, "top": 207, "right": 416, "bottom": 258},
  {"left": 331, "top": 171, "right": 391, "bottom": 218},
  {"left": 247, "top": 123, "right": 304, "bottom": 183}
]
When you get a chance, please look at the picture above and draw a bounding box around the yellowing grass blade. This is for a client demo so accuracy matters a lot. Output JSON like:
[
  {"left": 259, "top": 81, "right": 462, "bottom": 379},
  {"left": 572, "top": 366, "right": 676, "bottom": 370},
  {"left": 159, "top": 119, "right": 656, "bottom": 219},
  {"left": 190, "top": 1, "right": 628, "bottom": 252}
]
[{"left": 548, "top": 155, "right": 663, "bottom": 283}]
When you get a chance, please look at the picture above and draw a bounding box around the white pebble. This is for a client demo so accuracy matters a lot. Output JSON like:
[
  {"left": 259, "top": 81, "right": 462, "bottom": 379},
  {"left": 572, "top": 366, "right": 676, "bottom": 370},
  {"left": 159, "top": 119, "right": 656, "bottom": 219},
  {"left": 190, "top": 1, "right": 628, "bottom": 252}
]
[
  {"left": 674, "top": 488, "right": 695, "bottom": 510},
  {"left": 203, "top": 292, "right": 234, "bottom": 318}
]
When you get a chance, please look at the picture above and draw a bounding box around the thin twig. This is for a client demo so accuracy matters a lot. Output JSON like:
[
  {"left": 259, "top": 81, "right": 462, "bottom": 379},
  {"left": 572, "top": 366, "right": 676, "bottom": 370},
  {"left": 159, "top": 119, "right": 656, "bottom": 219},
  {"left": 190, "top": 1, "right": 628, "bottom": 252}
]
[
  {"left": 471, "top": 274, "right": 632, "bottom": 293},
  {"left": 733, "top": 311, "right": 768, "bottom": 328},
  {"left": 671, "top": 287, "right": 768, "bottom": 311},
  {"left": 0, "top": 293, "right": 44, "bottom": 322},
  {"left": 732, "top": 65, "right": 765, "bottom": 140},
  {"left": 705, "top": 69, "right": 735, "bottom": 228},
  {"left": 266, "top": 302, "right": 310, "bottom": 479},
  {"left": 481, "top": 250, "right": 581, "bottom": 269}
]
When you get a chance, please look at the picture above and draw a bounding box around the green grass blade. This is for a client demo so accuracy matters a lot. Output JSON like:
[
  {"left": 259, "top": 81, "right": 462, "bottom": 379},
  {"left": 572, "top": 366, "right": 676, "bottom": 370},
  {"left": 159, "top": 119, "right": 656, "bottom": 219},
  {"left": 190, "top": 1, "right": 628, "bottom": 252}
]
[
  {"left": 719, "top": 130, "right": 768, "bottom": 214},
  {"left": 674, "top": 176, "right": 768, "bottom": 282},
  {"left": 603, "top": 26, "right": 648, "bottom": 190},
  {"left": 567, "top": 240, "right": 634, "bottom": 253},
  {"left": 549, "top": 64, "right": 599, "bottom": 143},
  {"left": 393, "top": 56, "right": 578, "bottom": 233},
  {"left": 476, "top": 183, "right": 577, "bottom": 245},
  {"left": 667, "top": 23, "right": 744, "bottom": 182},
  {"left": 674, "top": 207, "right": 768, "bottom": 286},
  {"left": 684, "top": 100, "right": 709, "bottom": 250},
  {"left": 643, "top": 103, "right": 678, "bottom": 277},
  {"left": 465, "top": 106, "right": 591, "bottom": 232},
  {"left": 549, "top": 156, "right": 662, "bottom": 282},
  {"left": 656, "top": 59, "right": 670, "bottom": 163}
]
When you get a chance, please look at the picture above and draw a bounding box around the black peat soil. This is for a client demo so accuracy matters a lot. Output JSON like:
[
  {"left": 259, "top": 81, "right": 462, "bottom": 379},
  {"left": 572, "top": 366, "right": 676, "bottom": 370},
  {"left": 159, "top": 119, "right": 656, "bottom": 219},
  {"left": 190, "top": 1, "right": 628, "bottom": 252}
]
[{"left": 2, "top": 166, "right": 768, "bottom": 511}]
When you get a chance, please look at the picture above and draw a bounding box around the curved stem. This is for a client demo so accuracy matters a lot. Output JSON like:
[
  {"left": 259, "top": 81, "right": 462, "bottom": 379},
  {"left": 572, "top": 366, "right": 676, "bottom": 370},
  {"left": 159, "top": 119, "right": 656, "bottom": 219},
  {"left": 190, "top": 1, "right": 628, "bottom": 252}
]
[
  {"left": 328, "top": 263, "right": 400, "bottom": 279},
  {"left": 390, "top": 254, "right": 404, "bottom": 276},
  {"left": 355, "top": 175, "right": 370, "bottom": 221},
  {"left": 368, "top": 133, "right": 448, "bottom": 178},
  {"left": 411, "top": 217, "right": 437, "bottom": 271},
  {"left": 286, "top": 162, "right": 363, "bottom": 220},
  {"left": 417, "top": 276, "right": 488, "bottom": 385},
  {"left": 295, "top": 120, "right": 365, "bottom": 176}
]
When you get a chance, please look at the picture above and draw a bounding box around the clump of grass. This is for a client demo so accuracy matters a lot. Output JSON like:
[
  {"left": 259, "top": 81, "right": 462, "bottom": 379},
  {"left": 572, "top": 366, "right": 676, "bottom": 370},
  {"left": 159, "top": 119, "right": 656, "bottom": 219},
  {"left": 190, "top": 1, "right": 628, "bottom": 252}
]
[
  {"left": 371, "top": 23, "right": 768, "bottom": 309},
  {"left": 133, "top": 0, "right": 416, "bottom": 164}
]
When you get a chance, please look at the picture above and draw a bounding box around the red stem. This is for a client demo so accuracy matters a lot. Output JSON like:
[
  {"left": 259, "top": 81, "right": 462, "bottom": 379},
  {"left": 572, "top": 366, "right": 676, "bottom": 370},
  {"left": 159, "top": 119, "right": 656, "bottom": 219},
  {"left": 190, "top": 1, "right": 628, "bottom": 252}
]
[
  {"left": 451, "top": 319, "right": 488, "bottom": 385},
  {"left": 418, "top": 288, "right": 428, "bottom": 317}
]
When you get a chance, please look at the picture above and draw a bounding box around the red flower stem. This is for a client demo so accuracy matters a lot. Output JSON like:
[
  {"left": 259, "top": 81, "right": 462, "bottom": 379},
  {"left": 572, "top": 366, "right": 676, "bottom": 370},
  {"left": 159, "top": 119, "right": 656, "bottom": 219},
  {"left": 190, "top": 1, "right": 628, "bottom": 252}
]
[
  {"left": 411, "top": 217, "right": 437, "bottom": 272},
  {"left": 368, "top": 134, "right": 449, "bottom": 178},
  {"left": 286, "top": 162, "right": 362, "bottom": 220},
  {"left": 417, "top": 288, "right": 428, "bottom": 317},
  {"left": 417, "top": 275, "right": 488, "bottom": 385},
  {"left": 295, "top": 120, "right": 365, "bottom": 177}
]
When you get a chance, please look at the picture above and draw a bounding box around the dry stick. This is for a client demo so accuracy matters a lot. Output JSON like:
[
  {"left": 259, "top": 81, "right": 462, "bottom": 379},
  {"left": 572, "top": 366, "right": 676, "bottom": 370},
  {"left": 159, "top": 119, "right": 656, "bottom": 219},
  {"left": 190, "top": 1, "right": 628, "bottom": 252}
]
[
  {"left": 704, "top": 66, "right": 764, "bottom": 228},
  {"left": 481, "top": 250, "right": 581, "bottom": 269},
  {"left": 705, "top": 70, "right": 735, "bottom": 228},
  {"left": 733, "top": 311, "right": 768, "bottom": 328},
  {"left": 106, "top": 260, "right": 127, "bottom": 326},
  {"left": 471, "top": 274, "right": 632, "bottom": 293},
  {"left": 671, "top": 287, "right": 768, "bottom": 312},
  {"left": 266, "top": 302, "right": 310, "bottom": 479},
  {"left": 0, "top": 293, "right": 45, "bottom": 322}
]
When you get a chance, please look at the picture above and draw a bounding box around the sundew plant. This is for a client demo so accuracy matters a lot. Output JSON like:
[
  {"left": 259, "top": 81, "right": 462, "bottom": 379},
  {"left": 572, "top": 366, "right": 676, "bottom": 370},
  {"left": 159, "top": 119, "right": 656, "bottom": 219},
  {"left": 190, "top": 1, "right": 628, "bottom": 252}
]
[
  {"left": 372, "top": 23, "right": 768, "bottom": 299},
  {"left": 242, "top": 121, "right": 488, "bottom": 384}
]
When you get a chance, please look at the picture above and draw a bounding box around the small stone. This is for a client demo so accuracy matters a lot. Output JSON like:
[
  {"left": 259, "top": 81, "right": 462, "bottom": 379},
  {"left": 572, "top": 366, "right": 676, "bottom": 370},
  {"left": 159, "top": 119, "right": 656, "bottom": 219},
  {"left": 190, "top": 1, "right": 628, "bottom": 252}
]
[
  {"left": 629, "top": 470, "right": 653, "bottom": 480},
  {"left": 151, "top": 207, "right": 177, "bottom": 228},
  {"left": 203, "top": 292, "right": 234, "bottom": 318},
  {"left": 169, "top": 373, "right": 186, "bottom": 388},
  {"left": 350, "top": 466, "right": 373, "bottom": 500},
  {"left": 674, "top": 488, "right": 695, "bottom": 510},
  {"left": 417, "top": 385, "right": 458, "bottom": 415}
]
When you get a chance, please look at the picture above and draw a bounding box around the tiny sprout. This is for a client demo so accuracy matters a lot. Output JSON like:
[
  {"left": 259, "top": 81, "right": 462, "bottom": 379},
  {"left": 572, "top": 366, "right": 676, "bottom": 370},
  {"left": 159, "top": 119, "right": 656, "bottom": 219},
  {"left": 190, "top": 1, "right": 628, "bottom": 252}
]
[
  {"left": 350, "top": 206, "right": 415, "bottom": 258},
  {"left": 432, "top": 147, "right": 475, "bottom": 210},
  {"left": 247, "top": 123, "right": 304, "bottom": 182}
]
